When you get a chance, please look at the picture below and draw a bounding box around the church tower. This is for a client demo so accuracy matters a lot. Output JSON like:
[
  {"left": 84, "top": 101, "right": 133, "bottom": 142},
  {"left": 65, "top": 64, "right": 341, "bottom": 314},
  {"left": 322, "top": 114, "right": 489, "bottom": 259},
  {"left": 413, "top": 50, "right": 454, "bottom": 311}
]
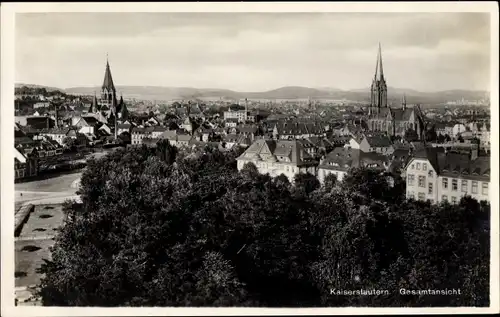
[
  {"left": 100, "top": 56, "right": 117, "bottom": 112},
  {"left": 370, "top": 43, "right": 388, "bottom": 112}
]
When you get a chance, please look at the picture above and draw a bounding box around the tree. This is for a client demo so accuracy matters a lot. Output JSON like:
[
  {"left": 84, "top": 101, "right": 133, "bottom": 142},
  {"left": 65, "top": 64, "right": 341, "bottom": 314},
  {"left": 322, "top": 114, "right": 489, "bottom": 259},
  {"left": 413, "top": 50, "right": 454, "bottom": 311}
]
[
  {"left": 62, "top": 136, "right": 76, "bottom": 149},
  {"left": 323, "top": 173, "right": 337, "bottom": 192},
  {"left": 437, "top": 133, "right": 446, "bottom": 143},
  {"left": 118, "top": 132, "right": 131, "bottom": 145},
  {"left": 294, "top": 172, "right": 320, "bottom": 195},
  {"left": 37, "top": 145, "right": 491, "bottom": 307}
]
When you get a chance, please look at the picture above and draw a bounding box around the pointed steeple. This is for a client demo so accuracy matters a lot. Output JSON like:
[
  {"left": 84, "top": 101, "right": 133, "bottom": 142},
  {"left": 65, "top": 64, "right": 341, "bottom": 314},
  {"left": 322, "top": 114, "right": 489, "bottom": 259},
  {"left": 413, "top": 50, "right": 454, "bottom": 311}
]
[
  {"left": 102, "top": 56, "right": 115, "bottom": 92},
  {"left": 402, "top": 93, "right": 407, "bottom": 110},
  {"left": 374, "top": 43, "right": 385, "bottom": 81}
]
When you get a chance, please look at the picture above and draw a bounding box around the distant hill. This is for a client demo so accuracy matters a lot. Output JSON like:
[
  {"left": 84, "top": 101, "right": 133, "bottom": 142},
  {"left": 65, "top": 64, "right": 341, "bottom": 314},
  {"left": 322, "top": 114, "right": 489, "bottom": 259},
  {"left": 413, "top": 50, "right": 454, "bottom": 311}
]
[
  {"left": 15, "top": 83, "right": 62, "bottom": 93},
  {"left": 17, "top": 83, "right": 489, "bottom": 105}
]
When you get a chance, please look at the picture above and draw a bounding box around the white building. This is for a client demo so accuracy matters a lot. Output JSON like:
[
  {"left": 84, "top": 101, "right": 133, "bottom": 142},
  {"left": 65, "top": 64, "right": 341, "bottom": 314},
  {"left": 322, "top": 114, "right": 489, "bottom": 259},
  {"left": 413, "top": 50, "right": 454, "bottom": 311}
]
[
  {"left": 403, "top": 147, "right": 490, "bottom": 204},
  {"left": 236, "top": 139, "right": 318, "bottom": 182}
]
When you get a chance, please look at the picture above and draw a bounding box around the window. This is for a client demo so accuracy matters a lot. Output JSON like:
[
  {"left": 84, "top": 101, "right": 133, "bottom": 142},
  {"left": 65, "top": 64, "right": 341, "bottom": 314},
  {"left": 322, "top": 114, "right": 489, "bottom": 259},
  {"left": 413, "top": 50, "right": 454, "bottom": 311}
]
[
  {"left": 416, "top": 163, "right": 421, "bottom": 170},
  {"left": 418, "top": 176, "right": 426, "bottom": 188},
  {"left": 472, "top": 181, "right": 478, "bottom": 194},
  {"left": 461, "top": 180, "right": 468, "bottom": 193},
  {"left": 482, "top": 183, "right": 488, "bottom": 195},
  {"left": 418, "top": 192, "right": 425, "bottom": 201},
  {"left": 428, "top": 170, "right": 433, "bottom": 177},
  {"left": 428, "top": 183, "right": 433, "bottom": 194},
  {"left": 452, "top": 179, "right": 458, "bottom": 191},
  {"left": 407, "top": 174, "right": 414, "bottom": 186},
  {"left": 408, "top": 192, "right": 415, "bottom": 199},
  {"left": 442, "top": 195, "right": 448, "bottom": 202},
  {"left": 423, "top": 163, "right": 427, "bottom": 171},
  {"left": 451, "top": 196, "right": 457, "bottom": 204},
  {"left": 411, "top": 164, "right": 414, "bottom": 169},
  {"left": 429, "top": 199, "right": 434, "bottom": 204},
  {"left": 442, "top": 178, "right": 448, "bottom": 189}
]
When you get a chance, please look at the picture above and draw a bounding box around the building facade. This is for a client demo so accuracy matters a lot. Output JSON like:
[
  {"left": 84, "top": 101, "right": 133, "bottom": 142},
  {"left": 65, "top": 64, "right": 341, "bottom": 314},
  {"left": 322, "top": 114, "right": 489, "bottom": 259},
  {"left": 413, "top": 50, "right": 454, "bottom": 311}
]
[
  {"left": 236, "top": 139, "right": 318, "bottom": 182},
  {"left": 404, "top": 147, "right": 490, "bottom": 204}
]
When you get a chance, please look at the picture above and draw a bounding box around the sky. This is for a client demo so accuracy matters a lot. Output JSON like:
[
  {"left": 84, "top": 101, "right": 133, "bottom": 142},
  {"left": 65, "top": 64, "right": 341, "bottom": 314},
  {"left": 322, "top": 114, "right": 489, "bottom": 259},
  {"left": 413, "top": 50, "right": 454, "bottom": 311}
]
[{"left": 15, "top": 12, "right": 491, "bottom": 92}]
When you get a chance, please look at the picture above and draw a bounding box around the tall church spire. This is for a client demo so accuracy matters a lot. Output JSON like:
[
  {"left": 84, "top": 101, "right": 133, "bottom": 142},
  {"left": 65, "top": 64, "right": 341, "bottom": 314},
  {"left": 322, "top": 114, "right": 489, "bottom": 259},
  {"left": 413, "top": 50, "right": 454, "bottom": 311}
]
[
  {"left": 370, "top": 43, "right": 388, "bottom": 109},
  {"left": 374, "top": 42, "right": 384, "bottom": 81},
  {"left": 402, "top": 93, "right": 407, "bottom": 110},
  {"left": 102, "top": 57, "right": 115, "bottom": 91}
]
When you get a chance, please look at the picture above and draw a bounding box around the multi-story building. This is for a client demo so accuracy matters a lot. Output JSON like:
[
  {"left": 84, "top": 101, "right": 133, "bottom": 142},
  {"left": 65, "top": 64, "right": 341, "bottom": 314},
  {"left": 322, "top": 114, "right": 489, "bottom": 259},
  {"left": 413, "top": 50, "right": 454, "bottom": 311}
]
[
  {"left": 347, "top": 134, "right": 394, "bottom": 155},
  {"left": 272, "top": 120, "right": 326, "bottom": 140},
  {"left": 236, "top": 139, "right": 318, "bottom": 182},
  {"left": 317, "top": 147, "right": 389, "bottom": 184},
  {"left": 39, "top": 127, "right": 78, "bottom": 146},
  {"left": 14, "top": 146, "right": 38, "bottom": 180},
  {"left": 404, "top": 147, "right": 490, "bottom": 204}
]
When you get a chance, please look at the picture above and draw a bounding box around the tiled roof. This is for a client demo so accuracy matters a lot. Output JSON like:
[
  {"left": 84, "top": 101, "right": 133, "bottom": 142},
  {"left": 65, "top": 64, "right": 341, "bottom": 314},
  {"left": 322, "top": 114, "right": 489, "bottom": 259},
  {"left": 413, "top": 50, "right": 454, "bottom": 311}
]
[
  {"left": 238, "top": 139, "right": 317, "bottom": 167},
  {"left": 365, "top": 135, "right": 393, "bottom": 148},
  {"left": 319, "top": 147, "right": 388, "bottom": 171},
  {"left": 410, "top": 147, "right": 489, "bottom": 181}
]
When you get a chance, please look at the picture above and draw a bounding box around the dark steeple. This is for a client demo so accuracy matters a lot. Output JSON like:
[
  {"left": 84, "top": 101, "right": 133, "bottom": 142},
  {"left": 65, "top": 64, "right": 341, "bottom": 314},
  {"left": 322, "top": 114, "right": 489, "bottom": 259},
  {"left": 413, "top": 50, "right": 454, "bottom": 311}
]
[
  {"left": 370, "top": 43, "right": 388, "bottom": 110},
  {"left": 100, "top": 55, "right": 117, "bottom": 112},
  {"left": 102, "top": 55, "right": 115, "bottom": 91}
]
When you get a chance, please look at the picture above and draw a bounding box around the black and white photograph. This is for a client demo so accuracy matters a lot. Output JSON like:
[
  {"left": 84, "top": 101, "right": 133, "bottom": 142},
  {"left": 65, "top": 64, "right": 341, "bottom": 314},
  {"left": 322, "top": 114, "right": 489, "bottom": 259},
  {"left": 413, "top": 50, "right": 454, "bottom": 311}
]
[{"left": 1, "top": 1, "right": 498, "bottom": 314}]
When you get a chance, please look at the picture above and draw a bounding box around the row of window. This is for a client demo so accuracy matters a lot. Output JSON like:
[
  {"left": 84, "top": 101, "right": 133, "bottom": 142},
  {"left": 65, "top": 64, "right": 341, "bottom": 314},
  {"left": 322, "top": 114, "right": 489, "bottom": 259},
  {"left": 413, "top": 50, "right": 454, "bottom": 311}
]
[
  {"left": 442, "top": 195, "right": 458, "bottom": 204},
  {"left": 410, "top": 162, "right": 428, "bottom": 171},
  {"left": 408, "top": 174, "right": 489, "bottom": 196},
  {"left": 442, "top": 178, "right": 488, "bottom": 195},
  {"left": 408, "top": 191, "right": 462, "bottom": 204}
]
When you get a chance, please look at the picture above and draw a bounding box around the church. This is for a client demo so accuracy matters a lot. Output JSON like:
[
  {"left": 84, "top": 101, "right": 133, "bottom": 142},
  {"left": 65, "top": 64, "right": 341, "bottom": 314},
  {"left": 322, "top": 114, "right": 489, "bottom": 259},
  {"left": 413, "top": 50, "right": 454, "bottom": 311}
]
[
  {"left": 365, "top": 44, "right": 426, "bottom": 140},
  {"left": 88, "top": 57, "right": 129, "bottom": 138}
]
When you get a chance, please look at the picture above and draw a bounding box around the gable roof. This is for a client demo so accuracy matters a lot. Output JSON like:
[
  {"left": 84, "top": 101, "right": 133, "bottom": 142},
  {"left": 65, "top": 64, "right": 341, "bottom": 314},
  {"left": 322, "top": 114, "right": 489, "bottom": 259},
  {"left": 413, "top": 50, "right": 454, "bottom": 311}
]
[{"left": 319, "top": 147, "right": 388, "bottom": 171}]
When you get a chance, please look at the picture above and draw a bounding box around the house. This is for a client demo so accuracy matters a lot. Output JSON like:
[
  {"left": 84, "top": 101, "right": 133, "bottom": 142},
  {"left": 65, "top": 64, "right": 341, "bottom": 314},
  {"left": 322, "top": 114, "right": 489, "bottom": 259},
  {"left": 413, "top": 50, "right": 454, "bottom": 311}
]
[
  {"left": 151, "top": 126, "right": 168, "bottom": 139},
  {"left": 14, "top": 147, "right": 38, "bottom": 180},
  {"left": 222, "top": 134, "right": 252, "bottom": 149},
  {"left": 236, "top": 139, "right": 318, "bottom": 182},
  {"left": 194, "top": 127, "right": 213, "bottom": 142},
  {"left": 358, "top": 135, "right": 394, "bottom": 155},
  {"left": 147, "top": 116, "right": 162, "bottom": 126},
  {"left": 26, "top": 116, "right": 55, "bottom": 130},
  {"left": 117, "top": 123, "right": 132, "bottom": 136},
  {"left": 33, "top": 102, "right": 51, "bottom": 109},
  {"left": 225, "top": 118, "right": 239, "bottom": 128},
  {"left": 131, "top": 127, "right": 150, "bottom": 145},
  {"left": 306, "top": 136, "right": 335, "bottom": 157},
  {"left": 272, "top": 120, "right": 326, "bottom": 140},
  {"left": 317, "top": 147, "right": 389, "bottom": 184},
  {"left": 403, "top": 146, "right": 490, "bottom": 204},
  {"left": 74, "top": 116, "right": 102, "bottom": 135},
  {"left": 180, "top": 117, "right": 195, "bottom": 133},
  {"left": 39, "top": 127, "right": 78, "bottom": 146},
  {"left": 159, "top": 130, "right": 192, "bottom": 147}
]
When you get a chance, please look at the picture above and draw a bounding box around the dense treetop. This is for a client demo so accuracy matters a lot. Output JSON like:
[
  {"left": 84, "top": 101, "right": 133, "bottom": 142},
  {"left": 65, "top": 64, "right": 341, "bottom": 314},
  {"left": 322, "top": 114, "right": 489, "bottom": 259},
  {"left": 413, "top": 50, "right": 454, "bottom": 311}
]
[{"left": 38, "top": 143, "right": 490, "bottom": 307}]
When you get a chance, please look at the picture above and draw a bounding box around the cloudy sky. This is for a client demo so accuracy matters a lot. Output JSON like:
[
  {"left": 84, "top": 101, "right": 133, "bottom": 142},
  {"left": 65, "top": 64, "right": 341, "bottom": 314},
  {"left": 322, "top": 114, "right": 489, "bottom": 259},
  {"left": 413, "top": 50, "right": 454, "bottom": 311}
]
[{"left": 15, "top": 12, "right": 490, "bottom": 92}]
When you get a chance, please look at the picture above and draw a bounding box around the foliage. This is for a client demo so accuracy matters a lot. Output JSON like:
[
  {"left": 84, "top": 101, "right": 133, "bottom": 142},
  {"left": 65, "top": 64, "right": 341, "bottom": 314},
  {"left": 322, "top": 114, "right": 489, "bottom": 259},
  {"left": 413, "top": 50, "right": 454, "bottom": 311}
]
[{"left": 38, "top": 147, "right": 490, "bottom": 307}]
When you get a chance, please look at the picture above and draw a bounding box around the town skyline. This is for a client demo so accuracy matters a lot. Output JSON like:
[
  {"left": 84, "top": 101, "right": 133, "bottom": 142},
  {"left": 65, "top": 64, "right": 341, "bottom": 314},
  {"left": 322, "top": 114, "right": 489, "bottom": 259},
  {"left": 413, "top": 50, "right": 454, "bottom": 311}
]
[{"left": 16, "top": 12, "right": 491, "bottom": 92}]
